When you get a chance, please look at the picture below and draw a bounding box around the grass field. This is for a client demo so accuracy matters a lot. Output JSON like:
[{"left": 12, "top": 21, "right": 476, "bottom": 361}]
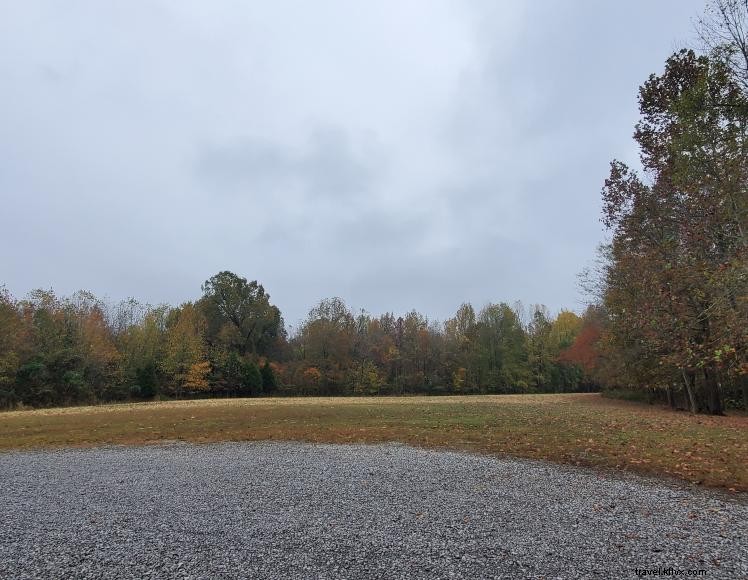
[{"left": 1, "top": 393, "right": 746, "bottom": 491}]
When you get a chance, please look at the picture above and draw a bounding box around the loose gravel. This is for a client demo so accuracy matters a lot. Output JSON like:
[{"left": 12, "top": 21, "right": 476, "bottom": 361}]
[{"left": 0, "top": 442, "right": 745, "bottom": 579}]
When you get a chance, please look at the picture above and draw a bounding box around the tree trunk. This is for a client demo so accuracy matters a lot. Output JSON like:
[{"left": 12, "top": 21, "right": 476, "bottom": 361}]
[
  {"left": 702, "top": 367, "right": 724, "bottom": 416},
  {"left": 681, "top": 369, "right": 697, "bottom": 414},
  {"left": 742, "top": 374, "right": 748, "bottom": 412}
]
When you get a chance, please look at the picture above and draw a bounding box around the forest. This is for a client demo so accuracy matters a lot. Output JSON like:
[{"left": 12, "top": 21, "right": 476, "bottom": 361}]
[
  {"left": 0, "top": 1, "right": 746, "bottom": 415},
  {"left": 0, "top": 274, "right": 598, "bottom": 405}
]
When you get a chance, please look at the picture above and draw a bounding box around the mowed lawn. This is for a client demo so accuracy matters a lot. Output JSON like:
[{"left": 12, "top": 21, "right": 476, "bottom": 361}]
[{"left": 1, "top": 393, "right": 746, "bottom": 491}]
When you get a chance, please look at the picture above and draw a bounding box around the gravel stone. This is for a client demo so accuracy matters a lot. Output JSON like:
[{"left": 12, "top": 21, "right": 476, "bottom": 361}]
[{"left": 0, "top": 442, "right": 745, "bottom": 579}]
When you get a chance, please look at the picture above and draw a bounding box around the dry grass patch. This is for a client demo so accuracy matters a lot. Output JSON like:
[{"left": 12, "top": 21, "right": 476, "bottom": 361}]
[{"left": 1, "top": 393, "right": 746, "bottom": 491}]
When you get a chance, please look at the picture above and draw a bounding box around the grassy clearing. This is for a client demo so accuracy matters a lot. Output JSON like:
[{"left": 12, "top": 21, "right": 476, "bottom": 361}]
[{"left": 1, "top": 394, "right": 746, "bottom": 491}]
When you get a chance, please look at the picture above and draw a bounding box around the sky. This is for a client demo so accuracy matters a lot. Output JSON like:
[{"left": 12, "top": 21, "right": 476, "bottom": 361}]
[{"left": 0, "top": 0, "right": 706, "bottom": 328}]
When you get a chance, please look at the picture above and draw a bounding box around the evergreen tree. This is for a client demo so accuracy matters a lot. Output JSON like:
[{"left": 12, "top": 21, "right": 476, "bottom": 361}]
[
  {"left": 241, "top": 361, "right": 263, "bottom": 396},
  {"left": 260, "top": 361, "right": 277, "bottom": 393}
]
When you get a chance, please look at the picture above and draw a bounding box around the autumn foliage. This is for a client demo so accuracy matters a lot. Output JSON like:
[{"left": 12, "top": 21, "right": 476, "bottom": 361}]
[{"left": 558, "top": 319, "right": 602, "bottom": 375}]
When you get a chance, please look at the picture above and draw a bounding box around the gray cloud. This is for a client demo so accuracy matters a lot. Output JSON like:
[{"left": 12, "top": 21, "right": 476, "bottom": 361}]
[
  {"left": 195, "top": 127, "right": 382, "bottom": 204},
  {"left": 0, "top": 0, "right": 707, "bottom": 326}
]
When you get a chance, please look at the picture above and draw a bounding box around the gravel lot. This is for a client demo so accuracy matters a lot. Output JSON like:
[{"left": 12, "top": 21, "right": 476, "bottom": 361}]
[{"left": 0, "top": 442, "right": 745, "bottom": 579}]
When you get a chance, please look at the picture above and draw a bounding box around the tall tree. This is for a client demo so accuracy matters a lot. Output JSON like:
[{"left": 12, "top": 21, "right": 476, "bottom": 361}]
[
  {"left": 200, "top": 271, "right": 283, "bottom": 356},
  {"left": 601, "top": 42, "right": 748, "bottom": 413},
  {"left": 163, "top": 302, "right": 208, "bottom": 398}
]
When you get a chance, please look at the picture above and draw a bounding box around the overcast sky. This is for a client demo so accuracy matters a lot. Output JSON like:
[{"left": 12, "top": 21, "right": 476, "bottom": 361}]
[{"left": 0, "top": 0, "right": 706, "bottom": 327}]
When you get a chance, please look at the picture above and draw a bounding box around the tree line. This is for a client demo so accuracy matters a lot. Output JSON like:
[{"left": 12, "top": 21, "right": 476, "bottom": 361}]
[{"left": 0, "top": 272, "right": 600, "bottom": 408}]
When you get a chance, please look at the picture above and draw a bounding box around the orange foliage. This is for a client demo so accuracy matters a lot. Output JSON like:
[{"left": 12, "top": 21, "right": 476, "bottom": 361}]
[
  {"left": 81, "top": 307, "right": 120, "bottom": 366},
  {"left": 269, "top": 362, "right": 284, "bottom": 379},
  {"left": 184, "top": 361, "right": 211, "bottom": 392},
  {"left": 558, "top": 321, "right": 601, "bottom": 373},
  {"left": 302, "top": 366, "right": 322, "bottom": 385}
]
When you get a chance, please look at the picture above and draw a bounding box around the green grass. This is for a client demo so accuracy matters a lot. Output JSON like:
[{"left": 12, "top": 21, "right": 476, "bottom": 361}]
[{"left": 1, "top": 393, "right": 746, "bottom": 491}]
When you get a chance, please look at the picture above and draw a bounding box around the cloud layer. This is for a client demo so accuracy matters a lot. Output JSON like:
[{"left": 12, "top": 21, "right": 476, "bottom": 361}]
[{"left": 0, "top": 0, "right": 705, "bottom": 325}]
